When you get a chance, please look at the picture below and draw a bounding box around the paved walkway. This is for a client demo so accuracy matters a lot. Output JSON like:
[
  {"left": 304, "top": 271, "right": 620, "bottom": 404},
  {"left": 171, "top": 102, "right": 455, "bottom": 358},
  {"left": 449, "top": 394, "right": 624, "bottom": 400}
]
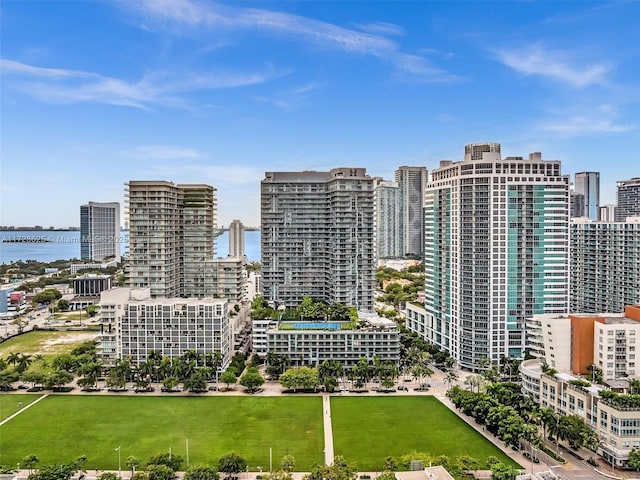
[
  {"left": 0, "top": 394, "right": 48, "bottom": 427},
  {"left": 323, "top": 394, "right": 334, "bottom": 465}
]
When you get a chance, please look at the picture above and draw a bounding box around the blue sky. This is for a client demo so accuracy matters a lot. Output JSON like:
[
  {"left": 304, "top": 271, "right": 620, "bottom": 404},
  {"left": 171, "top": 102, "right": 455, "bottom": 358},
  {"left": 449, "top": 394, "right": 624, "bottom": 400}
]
[{"left": 1, "top": 0, "right": 638, "bottom": 228}]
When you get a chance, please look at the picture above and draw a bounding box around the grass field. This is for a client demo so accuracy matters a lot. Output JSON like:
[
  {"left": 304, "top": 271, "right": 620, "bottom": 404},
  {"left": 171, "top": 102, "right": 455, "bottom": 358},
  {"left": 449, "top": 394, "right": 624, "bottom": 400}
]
[
  {"left": 0, "top": 394, "right": 42, "bottom": 422},
  {"left": 0, "top": 330, "right": 98, "bottom": 359},
  {"left": 0, "top": 395, "right": 324, "bottom": 470},
  {"left": 330, "top": 396, "right": 519, "bottom": 471}
]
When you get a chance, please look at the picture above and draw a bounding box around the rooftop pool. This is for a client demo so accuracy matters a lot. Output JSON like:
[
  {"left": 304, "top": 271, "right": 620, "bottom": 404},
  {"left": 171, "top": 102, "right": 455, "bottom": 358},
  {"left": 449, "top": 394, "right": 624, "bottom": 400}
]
[{"left": 291, "top": 322, "right": 341, "bottom": 330}]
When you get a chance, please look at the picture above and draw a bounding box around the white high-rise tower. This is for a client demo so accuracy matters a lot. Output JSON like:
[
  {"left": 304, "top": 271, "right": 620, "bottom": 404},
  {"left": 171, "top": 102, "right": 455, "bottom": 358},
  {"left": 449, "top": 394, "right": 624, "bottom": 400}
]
[{"left": 407, "top": 143, "right": 569, "bottom": 369}]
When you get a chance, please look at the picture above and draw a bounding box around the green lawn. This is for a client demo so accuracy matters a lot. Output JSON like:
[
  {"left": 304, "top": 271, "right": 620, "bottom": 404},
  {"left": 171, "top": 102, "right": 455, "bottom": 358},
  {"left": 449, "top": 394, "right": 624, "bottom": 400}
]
[
  {"left": 0, "top": 395, "right": 324, "bottom": 470},
  {"left": 0, "top": 394, "right": 42, "bottom": 422},
  {"left": 330, "top": 396, "right": 519, "bottom": 471},
  {"left": 0, "top": 330, "right": 98, "bottom": 359}
]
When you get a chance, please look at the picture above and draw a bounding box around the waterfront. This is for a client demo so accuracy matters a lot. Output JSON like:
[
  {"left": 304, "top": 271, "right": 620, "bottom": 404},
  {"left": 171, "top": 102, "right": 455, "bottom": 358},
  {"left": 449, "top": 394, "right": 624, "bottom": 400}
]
[{"left": 0, "top": 230, "right": 260, "bottom": 264}]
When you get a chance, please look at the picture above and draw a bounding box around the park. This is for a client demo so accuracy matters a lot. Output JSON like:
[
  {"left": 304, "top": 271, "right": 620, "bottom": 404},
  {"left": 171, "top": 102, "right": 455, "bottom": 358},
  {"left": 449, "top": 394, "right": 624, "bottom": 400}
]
[{"left": 0, "top": 394, "right": 515, "bottom": 472}]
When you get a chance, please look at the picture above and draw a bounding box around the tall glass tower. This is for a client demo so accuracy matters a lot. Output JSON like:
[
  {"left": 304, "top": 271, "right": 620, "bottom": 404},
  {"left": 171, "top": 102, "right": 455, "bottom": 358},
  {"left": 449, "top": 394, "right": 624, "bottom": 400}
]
[{"left": 574, "top": 172, "right": 600, "bottom": 220}]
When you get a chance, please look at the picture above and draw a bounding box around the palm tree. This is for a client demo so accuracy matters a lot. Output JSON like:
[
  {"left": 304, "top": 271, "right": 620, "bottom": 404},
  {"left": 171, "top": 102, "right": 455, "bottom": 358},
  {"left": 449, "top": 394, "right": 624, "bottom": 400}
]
[
  {"left": 6, "top": 352, "right": 20, "bottom": 368},
  {"left": 443, "top": 371, "right": 459, "bottom": 390},
  {"left": 16, "top": 353, "right": 33, "bottom": 373},
  {"left": 157, "top": 356, "right": 173, "bottom": 381},
  {"left": 539, "top": 407, "right": 557, "bottom": 441},
  {"left": 549, "top": 414, "right": 571, "bottom": 456},
  {"left": 629, "top": 379, "right": 640, "bottom": 395},
  {"left": 182, "top": 349, "right": 201, "bottom": 366}
]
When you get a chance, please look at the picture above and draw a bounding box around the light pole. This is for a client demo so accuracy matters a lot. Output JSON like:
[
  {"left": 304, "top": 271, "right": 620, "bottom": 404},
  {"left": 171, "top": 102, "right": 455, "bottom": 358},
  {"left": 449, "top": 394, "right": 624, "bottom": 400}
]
[
  {"left": 269, "top": 447, "right": 272, "bottom": 473},
  {"left": 115, "top": 446, "right": 121, "bottom": 476}
]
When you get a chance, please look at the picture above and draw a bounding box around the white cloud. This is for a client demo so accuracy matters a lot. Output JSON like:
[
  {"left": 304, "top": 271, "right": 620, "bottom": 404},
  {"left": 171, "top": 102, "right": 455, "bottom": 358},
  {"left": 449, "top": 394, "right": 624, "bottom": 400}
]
[
  {"left": 1, "top": 59, "right": 286, "bottom": 108},
  {"left": 126, "top": 0, "right": 456, "bottom": 81},
  {"left": 493, "top": 42, "right": 610, "bottom": 87},
  {"left": 126, "top": 145, "right": 205, "bottom": 160}
]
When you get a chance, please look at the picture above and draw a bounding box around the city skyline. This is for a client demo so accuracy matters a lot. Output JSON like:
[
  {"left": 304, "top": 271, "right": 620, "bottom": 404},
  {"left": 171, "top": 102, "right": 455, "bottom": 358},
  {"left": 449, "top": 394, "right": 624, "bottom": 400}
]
[{"left": 2, "top": 1, "right": 639, "bottom": 227}]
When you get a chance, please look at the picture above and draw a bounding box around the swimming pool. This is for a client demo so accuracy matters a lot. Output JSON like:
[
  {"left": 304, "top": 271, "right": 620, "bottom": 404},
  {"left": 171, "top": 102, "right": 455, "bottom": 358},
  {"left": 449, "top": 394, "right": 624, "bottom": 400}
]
[{"left": 291, "top": 322, "right": 341, "bottom": 330}]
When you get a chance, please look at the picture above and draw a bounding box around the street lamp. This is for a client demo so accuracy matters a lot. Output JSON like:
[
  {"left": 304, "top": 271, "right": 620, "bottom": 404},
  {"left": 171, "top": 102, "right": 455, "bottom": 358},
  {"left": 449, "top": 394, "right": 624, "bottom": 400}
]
[{"left": 115, "top": 446, "right": 121, "bottom": 476}]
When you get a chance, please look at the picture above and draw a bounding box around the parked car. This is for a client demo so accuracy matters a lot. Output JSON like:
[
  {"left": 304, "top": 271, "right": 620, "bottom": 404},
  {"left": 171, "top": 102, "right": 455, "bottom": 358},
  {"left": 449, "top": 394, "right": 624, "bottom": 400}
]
[{"left": 397, "top": 385, "right": 408, "bottom": 391}]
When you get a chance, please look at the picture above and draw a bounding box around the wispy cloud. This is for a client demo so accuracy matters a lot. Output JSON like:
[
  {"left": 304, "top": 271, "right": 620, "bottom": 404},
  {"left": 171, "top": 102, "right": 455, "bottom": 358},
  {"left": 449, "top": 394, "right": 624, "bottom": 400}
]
[
  {"left": 252, "top": 81, "right": 322, "bottom": 111},
  {"left": 539, "top": 105, "right": 637, "bottom": 136},
  {"left": 1, "top": 59, "right": 286, "bottom": 108},
  {"left": 0, "top": 59, "right": 96, "bottom": 79},
  {"left": 126, "top": 0, "right": 457, "bottom": 82},
  {"left": 541, "top": 117, "right": 636, "bottom": 135},
  {"left": 354, "top": 21, "right": 405, "bottom": 37},
  {"left": 493, "top": 42, "right": 610, "bottom": 87},
  {"left": 125, "top": 145, "right": 205, "bottom": 160}
]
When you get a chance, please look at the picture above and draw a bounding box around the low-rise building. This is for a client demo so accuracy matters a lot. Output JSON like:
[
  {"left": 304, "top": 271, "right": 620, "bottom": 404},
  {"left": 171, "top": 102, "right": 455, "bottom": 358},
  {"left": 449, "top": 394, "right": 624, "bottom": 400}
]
[
  {"left": 69, "top": 274, "right": 112, "bottom": 310},
  {"left": 525, "top": 306, "right": 640, "bottom": 381},
  {"left": 535, "top": 371, "right": 640, "bottom": 467},
  {"left": 256, "top": 312, "right": 400, "bottom": 368}
]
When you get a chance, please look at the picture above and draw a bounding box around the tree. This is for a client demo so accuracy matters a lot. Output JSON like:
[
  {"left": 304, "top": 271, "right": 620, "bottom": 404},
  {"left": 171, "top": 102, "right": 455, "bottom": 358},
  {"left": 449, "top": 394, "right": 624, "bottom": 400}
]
[
  {"left": 280, "top": 455, "right": 295, "bottom": 473},
  {"left": 98, "top": 473, "right": 122, "bottom": 480},
  {"left": 57, "top": 299, "right": 69, "bottom": 312},
  {"left": 126, "top": 456, "right": 141, "bottom": 475},
  {"left": 22, "top": 454, "right": 39, "bottom": 474},
  {"left": 28, "top": 463, "right": 77, "bottom": 480},
  {"left": 217, "top": 453, "right": 247, "bottom": 477},
  {"left": 376, "top": 473, "right": 397, "bottom": 480},
  {"left": 629, "top": 449, "right": 640, "bottom": 471},
  {"left": 162, "top": 377, "right": 180, "bottom": 392},
  {"left": 302, "top": 456, "right": 357, "bottom": 480},
  {"left": 76, "top": 456, "right": 88, "bottom": 474},
  {"left": 489, "top": 462, "right": 516, "bottom": 480},
  {"left": 279, "top": 367, "right": 320, "bottom": 391},
  {"left": 443, "top": 371, "right": 459, "bottom": 390},
  {"left": 184, "top": 369, "right": 209, "bottom": 393},
  {"left": 147, "top": 453, "right": 183, "bottom": 472},
  {"left": 16, "top": 353, "right": 33, "bottom": 374},
  {"left": 220, "top": 370, "right": 238, "bottom": 390},
  {"left": 263, "top": 472, "right": 293, "bottom": 480},
  {"left": 31, "top": 288, "right": 62, "bottom": 306},
  {"left": 86, "top": 305, "right": 99, "bottom": 317},
  {"left": 46, "top": 369, "right": 73, "bottom": 390},
  {"left": 147, "top": 464, "right": 175, "bottom": 480},
  {"left": 240, "top": 367, "right": 265, "bottom": 393},
  {"left": 457, "top": 456, "right": 480, "bottom": 471},
  {"left": 383, "top": 457, "right": 397, "bottom": 471},
  {"left": 184, "top": 465, "right": 220, "bottom": 480}
]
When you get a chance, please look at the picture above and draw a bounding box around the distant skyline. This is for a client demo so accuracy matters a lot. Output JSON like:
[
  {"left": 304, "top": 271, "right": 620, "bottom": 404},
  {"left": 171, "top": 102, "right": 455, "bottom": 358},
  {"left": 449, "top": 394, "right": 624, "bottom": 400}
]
[{"left": 2, "top": 1, "right": 638, "bottom": 227}]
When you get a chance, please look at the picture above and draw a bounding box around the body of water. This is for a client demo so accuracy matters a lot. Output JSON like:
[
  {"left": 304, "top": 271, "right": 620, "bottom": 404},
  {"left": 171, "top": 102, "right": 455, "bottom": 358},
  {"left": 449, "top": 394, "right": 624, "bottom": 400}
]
[{"left": 0, "top": 230, "right": 261, "bottom": 264}]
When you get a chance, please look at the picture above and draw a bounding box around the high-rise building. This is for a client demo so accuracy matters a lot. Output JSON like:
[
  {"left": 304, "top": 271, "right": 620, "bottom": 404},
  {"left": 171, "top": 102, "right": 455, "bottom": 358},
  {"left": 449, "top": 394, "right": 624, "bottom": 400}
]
[
  {"left": 616, "top": 177, "right": 640, "bottom": 221},
  {"left": 374, "top": 179, "right": 400, "bottom": 260},
  {"left": 228, "top": 219, "right": 245, "bottom": 258},
  {"left": 395, "top": 166, "right": 427, "bottom": 258},
  {"left": 125, "top": 181, "right": 217, "bottom": 298},
  {"left": 570, "top": 217, "right": 640, "bottom": 313},
  {"left": 406, "top": 143, "right": 569, "bottom": 369},
  {"left": 569, "top": 192, "right": 585, "bottom": 218},
  {"left": 80, "top": 201, "right": 121, "bottom": 262},
  {"left": 574, "top": 172, "right": 600, "bottom": 220},
  {"left": 261, "top": 168, "right": 375, "bottom": 310},
  {"left": 97, "top": 287, "right": 232, "bottom": 369}
]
